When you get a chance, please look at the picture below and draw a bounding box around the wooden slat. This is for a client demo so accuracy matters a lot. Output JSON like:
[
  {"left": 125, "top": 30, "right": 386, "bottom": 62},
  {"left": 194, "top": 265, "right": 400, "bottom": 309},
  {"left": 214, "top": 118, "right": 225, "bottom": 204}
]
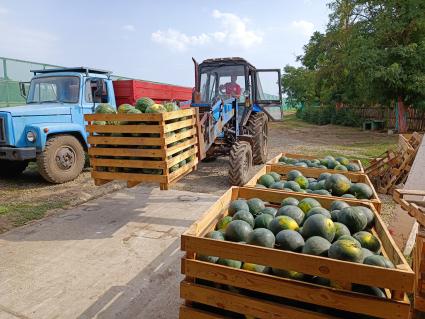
[
  {"left": 181, "top": 281, "right": 340, "bottom": 319},
  {"left": 164, "top": 118, "right": 197, "bottom": 133},
  {"left": 181, "top": 235, "right": 413, "bottom": 292},
  {"left": 167, "top": 147, "right": 198, "bottom": 168},
  {"left": 91, "top": 170, "right": 167, "bottom": 183},
  {"left": 85, "top": 113, "right": 163, "bottom": 121},
  {"left": 183, "top": 259, "right": 410, "bottom": 318},
  {"left": 162, "top": 108, "right": 195, "bottom": 121},
  {"left": 165, "top": 128, "right": 197, "bottom": 145},
  {"left": 88, "top": 147, "right": 165, "bottom": 157},
  {"left": 88, "top": 136, "right": 164, "bottom": 146},
  {"left": 90, "top": 158, "right": 166, "bottom": 169},
  {"left": 166, "top": 137, "right": 197, "bottom": 156},
  {"left": 86, "top": 124, "right": 163, "bottom": 134},
  {"left": 179, "top": 306, "right": 228, "bottom": 319}
]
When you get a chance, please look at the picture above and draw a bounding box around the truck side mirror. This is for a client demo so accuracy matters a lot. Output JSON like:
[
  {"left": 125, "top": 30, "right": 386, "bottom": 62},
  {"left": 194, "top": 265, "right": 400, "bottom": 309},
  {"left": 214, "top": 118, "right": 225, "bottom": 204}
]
[{"left": 19, "top": 82, "right": 30, "bottom": 99}]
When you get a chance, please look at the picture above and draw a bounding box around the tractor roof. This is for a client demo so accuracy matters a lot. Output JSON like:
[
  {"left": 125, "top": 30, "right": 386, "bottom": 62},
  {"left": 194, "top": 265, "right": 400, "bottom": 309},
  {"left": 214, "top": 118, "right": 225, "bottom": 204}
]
[
  {"left": 31, "top": 67, "right": 112, "bottom": 76},
  {"left": 201, "top": 57, "right": 255, "bottom": 69}
]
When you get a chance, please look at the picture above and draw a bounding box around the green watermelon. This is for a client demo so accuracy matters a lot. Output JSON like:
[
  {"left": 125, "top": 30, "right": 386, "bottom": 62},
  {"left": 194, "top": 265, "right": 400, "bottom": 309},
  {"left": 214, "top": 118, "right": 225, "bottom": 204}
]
[
  {"left": 312, "top": 190, "right": 331, "bottom": 196},
  {"left": 258, "top": 174, "right": 275, "bottom": 188},
  {"left": 352, "top": 284, "right": 386, "bottom": 298},
  {"left": 206, "top": 230, "right": 225, "bottom": 240},
  {"left": 268, "top": 216, "right": 299, "bottom": 235},
  {"left": 217, "top": 258, "right": 242, "bottom": 269},
  {"left": 216, "top": 216, "right": 233, "bottom": 231},
  {"left": 355, "top": 206, "right": 375, "bottom": 229},
  {"left": 270, "top": 182, "right": 285, "bottom": 189},
  {"left": 342, "top": 194, "right": 356, "bottom": 198},
  {"left": 302, "top": 214, "right": 335, "bottom": 242},
  {"left": 350, "top": 183, "right": 374, "bottom": 199},
  {"left": 117, "top": 103, "right": 135, "bottom": 113},
  {"left": 233, "top": 210, "right": 255, "bottom": 228},
  {"left": 295, "top": 176, "right": 309, "bottom": 189},
  {"left": 305, "top": 207, "right": 331, "bottom": 220},
  {"left": 302, "top": 236, "right": 331, "bottom": 256},
  {"left": 330, "top": 210, "right": 340, "bottom": 222},
  {"left": 228, "top": 199, "right": 249, "bottom": 216},
  {"left": 331, "top": 200, "right": 350, "bottom": 211},
  {"left": 247, "top": 228, "right": 275, "bottom": 248},
  {"left": 334, "top": 164, "right": 348, "bottom": 171},
  {"left": 283, "top": 181, "right": 302, "bottom": 192},
  {"left": 254, "top": 214, "right": 274, "bottom": 229},
  {"left": 272, "top": 268, "right": 304, "bottom": 280},
  {"left": 338, "top": 235, "right": 362, "bottom": 247},
  {"left": 242, "top": 263, "right": 266, "bottom": 273},
  {"left": 281, "top": 197, "right": 299, "bottom": 207},
  {"left": 298, "top": 198, "right": 321, "bottom": 214},
  {"left": 327, "top": 159, "right": 339, "bottom": 169},
  {"left": 269, "top": 172, "right": 281, "bottom": 182},
  {"left": 261, "top": 207, "right": 277, "bottom": 216},
  {"left": 277, "top": 205, "right": 305, "bottom": 225},
  {"left": 287, "top": 170, "right": 302, "bottom": 181},
  {"left": 93, "top": 120, "right": 107, "bottom": 126},
  {"left": 314, "top": 179, "right": 327, "bottom": 190},
  {"left": 317, "top": 172, "right": 331, "bottom": 182},
  {"left": 325, "top": 174, "right": 351, "bottom": 196},
  {"left": 135, "top": 97, "right": 155, "bottom": 112},
  {"left": 145, "top": 103, "right": 167, "bottom": 113},
  {"left": 294, "top": 162, "right": 308, "bottom": 168},
  {"left": 95, "top": 103, "right": 116, "bottom": 114},
  {"left": 346, "top": 163, "right": 361, "bottom": 172},
  {"left": 328, "top": 239, "right": 363, "bottom": 263},
  {"left": 361, "top": 248, "right": 374, "bottom": 261},
  {"left": 197, "top": 255, "right": 219, "bottom": 263},
  {"left": 333, "top": 222, "right": 351, "bottom": 240},
  {"left": 353, "top": 231, "right": 381, "bottom": 253},
  {"left": 225, "top": 220, "right": 253, "bottom": 242},
  {"left": 336, "top": 157, "right": 350, "bottom": 166},
  {"left": 164, "top": 101, "right": 180, "bottom": 112},
  {"left": 363, "top": 255, "right": 395, "bottom": 268},
  {"left": 275, "top": 229, "right": 305, "bottom": 252},
  {"left": 337, "top": 207, "right": 367, "bottom": 233},
  {"left": 247, "top": 198, "right": 266, "bottom": 216}
]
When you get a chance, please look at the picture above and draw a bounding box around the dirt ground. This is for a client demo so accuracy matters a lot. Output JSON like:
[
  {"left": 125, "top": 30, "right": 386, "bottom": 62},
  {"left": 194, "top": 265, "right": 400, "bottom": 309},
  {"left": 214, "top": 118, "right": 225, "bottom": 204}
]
[{"left": 0, "top": 115, "right": 398, "bottom": 233}]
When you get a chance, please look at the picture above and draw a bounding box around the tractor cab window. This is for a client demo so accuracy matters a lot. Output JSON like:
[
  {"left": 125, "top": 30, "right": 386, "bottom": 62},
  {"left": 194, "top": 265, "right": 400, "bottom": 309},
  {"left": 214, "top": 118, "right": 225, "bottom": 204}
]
[
  {"left": 27, "top": 76, "right": 80, "bottom": 104},
  {"left": 199, "top": 65, "right": 245, "bottom": 103},
  {"left": 85, "top": 78, "right": 109, "bottom": 103}
]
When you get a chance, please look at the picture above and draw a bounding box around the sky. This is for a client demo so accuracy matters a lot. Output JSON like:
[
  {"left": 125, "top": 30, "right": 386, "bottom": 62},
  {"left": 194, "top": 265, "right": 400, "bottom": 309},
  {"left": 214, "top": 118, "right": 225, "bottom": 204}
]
[{"left": 0, "top": 0, "right": 330, "bottom": 87}]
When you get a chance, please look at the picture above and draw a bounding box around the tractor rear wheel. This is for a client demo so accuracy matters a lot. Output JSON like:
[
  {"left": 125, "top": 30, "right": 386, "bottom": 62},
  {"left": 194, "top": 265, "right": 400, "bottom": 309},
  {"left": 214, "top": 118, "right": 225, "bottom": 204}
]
[
  {"left": 247, "top": 112, "right": 268, "bottom": 164},
  {"left": 229, "top": 141, "right": 252, "bottom": 186}
]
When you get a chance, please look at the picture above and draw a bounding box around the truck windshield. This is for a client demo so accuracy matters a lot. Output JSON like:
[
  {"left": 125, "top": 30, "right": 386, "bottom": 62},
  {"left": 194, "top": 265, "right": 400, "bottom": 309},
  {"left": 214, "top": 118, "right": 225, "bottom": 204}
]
[
  {"left": 199, "top": 65, "right": 245, "bottom": 104},
  {"left": 27, "top": 76, "right": 80, "bottom": 104}
]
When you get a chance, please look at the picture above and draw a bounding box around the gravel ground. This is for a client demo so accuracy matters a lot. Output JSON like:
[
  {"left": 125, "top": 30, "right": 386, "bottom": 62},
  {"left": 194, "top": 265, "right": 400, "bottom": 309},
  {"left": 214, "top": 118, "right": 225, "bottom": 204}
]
[{"left": 0, "top": 117, "right": 397, "bottom": 232}]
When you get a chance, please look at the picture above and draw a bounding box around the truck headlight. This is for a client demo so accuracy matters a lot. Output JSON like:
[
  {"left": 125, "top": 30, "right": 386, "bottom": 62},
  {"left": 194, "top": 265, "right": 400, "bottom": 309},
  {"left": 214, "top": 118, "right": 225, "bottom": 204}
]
[{"left": 26, "top": 131, "right": 36, "bottom": 142}]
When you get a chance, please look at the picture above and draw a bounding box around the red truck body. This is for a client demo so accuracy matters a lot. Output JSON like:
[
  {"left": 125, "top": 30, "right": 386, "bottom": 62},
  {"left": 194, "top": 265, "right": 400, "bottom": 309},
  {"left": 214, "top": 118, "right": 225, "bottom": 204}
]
[{"left": 113, "top": 80, "right": 192, "bottom": 107}]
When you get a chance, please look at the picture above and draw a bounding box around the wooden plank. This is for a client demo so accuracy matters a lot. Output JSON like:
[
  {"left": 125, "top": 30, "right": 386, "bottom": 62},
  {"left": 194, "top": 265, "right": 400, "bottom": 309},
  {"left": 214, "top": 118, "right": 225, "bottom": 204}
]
[
  {"left": 88, "top": 147, "right": 165, "bottom": 157},
  {"left": 94, "top": 178, "right": 110, "bottom": 186},
  {"left": 167, "top": 147, "right": 198, "bottom": 168},
  {"left": 180, "top": 281, "right": 340, "bottom": 319},
  {"left": 164, "top": 118, "right": 197, "bottom": 133},
  {"left": 86, "top": 124, "right": 163, "bottom": 134},
  {"left": 181, "top": 235, "right": 414, "bottom": 292},
  {"left": 166, "top": 137, "right": 198, "bottom": 156},
  {"left": 91, "top": 170, "right": 167, "bottom": 183},
  {"left": 165, "top": 128, "right": 197, "bottom": 145},
  {"left": 179, "top": 306, "right": 228, "bottom": 319},
  {"left": 183, "top": 259, "right": 411, "bottom": 318},
  {"left": 88, "top": 136, "right": 164, "bottom": 146},
  {"left": 85, "top": 113, "right": 163, "bottom": 121},
  {"left": 90, "top": 158, "right": 166, "bottom": 169},
  {"left": 162, "top": 108, "right": 195, "bottom": 121}
]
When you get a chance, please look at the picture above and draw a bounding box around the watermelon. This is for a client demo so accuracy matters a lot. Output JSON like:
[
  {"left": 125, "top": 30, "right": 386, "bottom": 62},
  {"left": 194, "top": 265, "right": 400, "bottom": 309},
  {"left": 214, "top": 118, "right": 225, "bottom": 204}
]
[
  {"left": 328, "top": 239, "right": 363, "bottom": 263},
  {"left": 268, "top": 216, "right": 299, "bottom": 235},
  {"left": 325, "top": 174, "right": 351, "bottom": 196},
  {"left": 338, "top": 235, "right": 362, "bottom": 247},
  {"left": 333, "top": 222, "right": 351, "bottom": 240},
  {"left": 330, "top": 210, "right": 340, "bottom": 222},
  {"left": 258, "top": 174, "right": 275, "bottom": 188},
  {"left": 247, "top": 228, "right": 275, "bottom": 248},
  {"left": 206, "top": 230, "right": 225, "bottom": 240},
  {"left": 301, "top": 214, "right": 335, "bottom": 242},
  {"left": 216, "top": 216, "right": 233, "bottom": 231},
  {"left": 281, "top": 197, "right": 299, "bottom": 207},
  {"left": 275, "top": 229, "right": 305, "bottom": 252},
  {"left": 312, "top": 190, "right": 331, "bottom": 196},
  {"left": 242, "top": 263, "right": 266, "bottom": 273},
  {"left": 363, "top": 255, "right": 395, "bottom": 268},
  {"left": 350, "top": 183, "right": 373, "bottom": 199},
  {"left": 197, "top": 255, "right": 219, "bottom": 263},
  {"left": 254, "top": 214, "right": 274, "bottom": 229},
  {"left": 269, "top": 172, "right": 281, "bottom": 182},
  {"left": 283, "top": 181, "right": 301, "bottom": 192},
  {"left": 255, "top": 184, "right": 267, "bottom": 188},
  {"left": 247, "top": 198, "right": 266, "bottom": 216},
  {"left": 272, "top": 268, "right": 304, "bottom": 280},
  {"left": 336, "top": 157, "right": 350, "bottom": 166},
  {"left": 164, "top": 101, "right": 180, "bottom": 112},
  {"left": 353, "top": 231, "right": 381, "bottom": 253},
  {"left": 287, "top": 170, "right": 302, "bottom": 181},
  {"left": 270, "top": 182, "right": 285, "bottom": 189},
  {"left": 317, "top": 172, "right": 331, "bottom": 182},
  {"left": 352, "top": 284, "right": 386, "bottom": 298},
  {"left": 330, "top": 200, "right": 350, "bottom": 211},
  {"left": 327, "top": 159, "right": 339, "bottom": 169},
  {"left": 294, "top": 162, "right": 308, "bottom": 168},
  {"left": 95, "top": 103, "right": 116, "bottom": 114},
  {"left": 361, "top": 248, "right": 374, "bottom": 261},
  {"left": 337, "top": 207, "right": 367, "bottom": 233},
  {"left": 355, "top": 206, "right": 375, "bottom": 229},
  {"left": 261, "top": 207, "right": 277, "bottom": 217},
  {"left": 276, "top": 205, "right": 305, "bottom": 225},
  {"left": 135, "top": 97, "right": 155, "bottom": 113},
  {"left": 305, "top": 207, "right": 331, "bottom": 220},
  {"left": 312, "top": 276, "right": 331, "bottom": 287},
  {"left": 302, "top": 236, "right": 331, "bottom": 256},
  {"left": 346, "top": 163, "right": 361, "bottom": 172},
  {"left": 225, "top": 220, "right": 253, "bottom": 242},
  {"left": 342, "top": 194, "right": 356, "bottom": 198},
  {"left": 228, "top": 199, "right": 249, "bottom": 216},
  {"left": 145, "top": 103, "right": 167, "bottom": 113},
  {"left": 298, "top": 198, "right": 321, "bottom": 214},
  {"left": 233, "top": 210, "right": 255, "bottom": 228},
  {"left": 334, "top": 164, "right": 348, "bottom": 171},
  {"left": 314, "top": 179, "right": 327, "bottom": 190},
  {"left": 117, "top": 103, "right": 135, "bottom": 113},
  {"left": 295, "top": 175, "right": 309, "bottom": 189},
  {"left": 217, "top": 258, "right": 242, "bottom": 269},
  {"left": 308, "top": 181, "right": 318, "bottom": 190}
]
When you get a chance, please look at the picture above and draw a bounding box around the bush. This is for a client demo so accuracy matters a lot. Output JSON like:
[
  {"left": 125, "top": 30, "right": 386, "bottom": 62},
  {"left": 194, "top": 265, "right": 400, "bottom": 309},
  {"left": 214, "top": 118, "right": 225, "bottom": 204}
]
[{"left": 296, "top": 105, "right": 362, "bottom": 127}]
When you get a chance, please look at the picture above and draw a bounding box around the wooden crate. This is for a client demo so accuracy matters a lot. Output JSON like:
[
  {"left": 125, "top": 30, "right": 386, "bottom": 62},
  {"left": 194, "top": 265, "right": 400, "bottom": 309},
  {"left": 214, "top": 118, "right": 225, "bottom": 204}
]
[
  {"left": 267, "top": 152, "right": 365, "bottom": 173},
  {"left": 245, "top": 164, "right": 382, "bottom": 212},
  {"left": 85, "top": 109, "right": 199, "bottom": 189},
  {"left": 180, "top": 187, "right": 414, "bottom": 319}
]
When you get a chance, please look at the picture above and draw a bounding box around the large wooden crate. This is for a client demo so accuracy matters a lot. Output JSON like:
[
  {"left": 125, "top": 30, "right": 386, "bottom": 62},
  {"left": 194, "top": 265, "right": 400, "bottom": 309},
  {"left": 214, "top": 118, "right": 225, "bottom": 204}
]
[
  {"left": 85, "top": 109, "right": 199, "bottom": 189},
  {"left": 246, "top": 164, "right": 382, "bottom": 212},
  {"left": 180, "top": 187, "right": 414, "bottom": 319},
  {"left": 268, "top": 152, "right": 365, "bottom": 173}
]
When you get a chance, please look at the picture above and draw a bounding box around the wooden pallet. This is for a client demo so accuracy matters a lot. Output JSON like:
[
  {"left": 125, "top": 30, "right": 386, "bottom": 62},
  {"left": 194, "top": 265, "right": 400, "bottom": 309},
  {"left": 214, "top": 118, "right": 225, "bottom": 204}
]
[
  {"left": 180, "top": 187, "right": 414, "bottom": 319},
  {"left": 267, "top": 152, "right": 365, "bottom": 173},
  {"left": 85, "top": 109, "right": 199, "bottom": 189},
  {"left": 246, "top": 164, "right": 382, "bottom": 212}
]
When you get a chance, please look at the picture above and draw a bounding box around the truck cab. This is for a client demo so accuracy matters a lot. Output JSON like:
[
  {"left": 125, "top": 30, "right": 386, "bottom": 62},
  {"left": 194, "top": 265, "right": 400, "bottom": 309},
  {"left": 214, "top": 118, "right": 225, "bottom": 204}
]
[{"left": 0, "top": 67, "right": 115, "bottom": 183}]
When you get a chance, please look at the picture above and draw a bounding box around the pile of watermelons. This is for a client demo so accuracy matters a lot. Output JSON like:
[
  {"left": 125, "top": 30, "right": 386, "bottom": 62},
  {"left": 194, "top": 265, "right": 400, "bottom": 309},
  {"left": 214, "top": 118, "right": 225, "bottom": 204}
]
[
  {"left": 278, "top": 155, "right": 361, "bottom": 172},
  {"left": 256, "top": 170, "right": 374, "bottom": 199},
  {"left": 92, "top": 98, "right": 194, "bottom": 175},
  {"left": 199, "top": 196, "right": 393, "bottom": 299}
]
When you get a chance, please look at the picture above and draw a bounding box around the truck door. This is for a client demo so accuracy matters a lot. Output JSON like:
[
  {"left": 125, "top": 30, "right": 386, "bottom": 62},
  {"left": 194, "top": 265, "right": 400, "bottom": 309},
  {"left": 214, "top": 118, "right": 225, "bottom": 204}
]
[{"left": 254, "top": 69, "right": 282, "bottom": 121}]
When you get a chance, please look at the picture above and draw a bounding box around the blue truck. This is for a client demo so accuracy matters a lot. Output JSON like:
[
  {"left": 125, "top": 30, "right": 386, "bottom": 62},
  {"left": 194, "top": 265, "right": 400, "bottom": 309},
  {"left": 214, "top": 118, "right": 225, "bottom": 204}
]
[{"left": 0, "top": 67, "right": 116, "bottom": 183}]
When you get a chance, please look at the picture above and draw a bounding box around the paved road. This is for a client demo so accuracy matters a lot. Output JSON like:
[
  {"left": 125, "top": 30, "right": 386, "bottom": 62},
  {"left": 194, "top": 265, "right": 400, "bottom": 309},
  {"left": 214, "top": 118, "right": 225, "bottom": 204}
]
[{"left": 0, "top": 186, "right": 218, "bottom": 319}]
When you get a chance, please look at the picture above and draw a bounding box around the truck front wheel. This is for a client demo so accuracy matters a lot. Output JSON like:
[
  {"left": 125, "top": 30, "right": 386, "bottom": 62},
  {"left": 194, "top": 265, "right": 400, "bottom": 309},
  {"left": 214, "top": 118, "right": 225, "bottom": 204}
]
[
  {"left": 37, "top": 135, "right": 85, "bottom": 184},
  {"left": 0, "top": 160, "right": 28, "bottom": 178}
]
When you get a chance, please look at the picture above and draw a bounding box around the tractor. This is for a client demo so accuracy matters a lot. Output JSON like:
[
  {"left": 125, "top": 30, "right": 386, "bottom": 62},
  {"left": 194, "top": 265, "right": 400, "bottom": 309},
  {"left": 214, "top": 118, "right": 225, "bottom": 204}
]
[{"left": 191, "top": 57, "right": 282, "bottom": 185}]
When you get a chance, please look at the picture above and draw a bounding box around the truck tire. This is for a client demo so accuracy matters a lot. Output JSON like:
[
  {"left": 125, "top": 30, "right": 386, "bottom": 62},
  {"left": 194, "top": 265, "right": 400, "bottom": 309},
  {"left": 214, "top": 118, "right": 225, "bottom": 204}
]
[
  {"left": 229, "top": 141, "right": 252, "bottom": 186},
  {"left": 37, "top": 135, "right": 85, "bottom": 184},
  {"left": 247, "top": 112, "right": 268, "bottom": 165},
  {"left": 0, "top": 160, "right": 28, "bottom": 178}
]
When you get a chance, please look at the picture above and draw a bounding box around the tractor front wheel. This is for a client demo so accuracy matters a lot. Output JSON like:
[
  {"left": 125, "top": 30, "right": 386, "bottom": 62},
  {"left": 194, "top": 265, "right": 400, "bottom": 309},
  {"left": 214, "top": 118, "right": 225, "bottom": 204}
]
[
  {"left": 229, "top": 141, "right": 252, "bottom": 186},
  {"left": 248, "top": 112, "right": 268, "bottom": 164}
]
